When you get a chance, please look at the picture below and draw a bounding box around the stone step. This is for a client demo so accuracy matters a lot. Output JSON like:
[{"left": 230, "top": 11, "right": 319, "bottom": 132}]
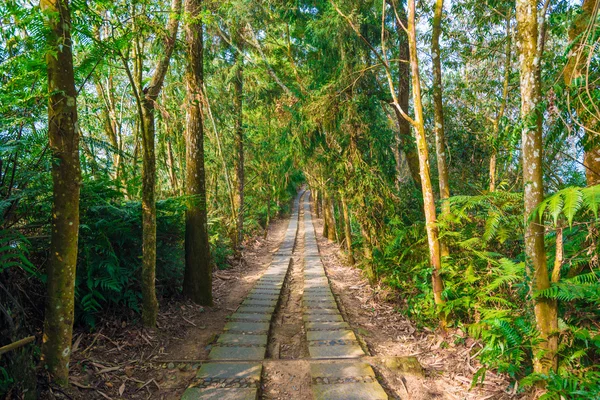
[
  {"left": 208, "top": 345, "right": 266, "bottom": 360},
  {"left": 181, "top": 387, "right": 258, "bottom": 400},
  {"left": 217, "top": 334, "right": 268, "bottom": 346},
  {"left": 308, "top": 343, "right": 365, "bottom": 359}
]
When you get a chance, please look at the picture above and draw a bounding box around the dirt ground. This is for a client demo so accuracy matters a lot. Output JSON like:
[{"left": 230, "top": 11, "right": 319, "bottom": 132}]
[{"left": 42, "top": 217, "right": 289, "bottom": 400}]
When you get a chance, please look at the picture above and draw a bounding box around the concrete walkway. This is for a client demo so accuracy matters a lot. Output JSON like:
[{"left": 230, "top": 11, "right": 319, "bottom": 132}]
[
  {"left": 181, "top": 192, "right": 303, "bottom": 400},
  {"left": 181, "top": 190, "right": 389, "bottom": 399},
  {"left": 301, "top": 193, "right": 388, "bottom": 400}
]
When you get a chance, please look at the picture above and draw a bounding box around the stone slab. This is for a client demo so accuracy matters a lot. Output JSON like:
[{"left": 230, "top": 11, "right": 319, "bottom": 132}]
[
  {"left": 303, "top": 294, "right": 335, "bottom": 301},
  {"left": 229, "top": 313, "right": 272, "bottom": 322},
  {"left": 304, "top": 309, "right": 340, "bottom": 315},
  {"left": 308, "top": 344, "right": 365, "bottom": 359},
  {"left": 236, "top": 305, "right": 275, "bottom": 314},
  {"left": 310, "top": 362, "right": 375, "bottom": 378},
  {"left": 181, "top": 387, "right": 258, "bottom": 400},
  {"left": 223, "top": 321, "right": 270, "bottom": 333},
  {"left": 208, "top": 346, "right": 266, "bottom": 360},
  {"left": 312, "top": 383, "right": 387, "bottom": 400},
  {"left": 303, "top": 314, "right": 345, "bottom": 322},
  {"left": 217, "top": 334, "right": 268, "bottom": 346},
  {"left": 246, "top": 293, "right": 280, "bottom": 300},
  {"left": 242, "top": 299, "right": 278, "bottom": 307},
  {"left": 307, "top": 330, "right": 357, "bottom": 341},
  {"left": 196, "top": 362, "right": 262, "bottom": 380},
  {"left": 306, "top": 321, "right": 350, "bottom": 330}
]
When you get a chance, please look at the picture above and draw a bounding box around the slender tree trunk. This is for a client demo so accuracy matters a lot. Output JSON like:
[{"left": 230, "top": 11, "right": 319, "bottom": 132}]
[
  {"left": 140, "top": 104, "right": 159, "bottom": 327},
  {"left": 138, "top": 0, "right": 182, "bottom": 327},
  {"left": 323, "top": 194, "right": 336, "bottom": 241},
  {"left": 516, "top": 0, "right": 557, "bottom": 373},
  {"left": 432, "top": 0, "right": 450, "bottom": 257},
  {"left": 341, "top": 195, "right": 354, "bottom": 265},
  {"left": 313, "top": 189, "right": 320, "bottom": 218},
  {"left": 183, "top": 0, "right": 212, "bottom": 305},
  {"left": 490, "top": 12, "right": 512, "bottom": 192},
  {"left": 565, "top": 0, "right": 600, "bottom": 185},
  {"left": 40, "top": 0, "right": 81, "bottom": 386},
  {"left": 407, "top": 0, "right": 446, "bottom": 325},
  {"left": 394, "top": 9, "right": 421, "bottom": 188},
  {"left": 167, "top": 139, "right": 179, "bottom": 192},
  {"left": 233, "top": 30, "right": 245, "bottom": 251}
]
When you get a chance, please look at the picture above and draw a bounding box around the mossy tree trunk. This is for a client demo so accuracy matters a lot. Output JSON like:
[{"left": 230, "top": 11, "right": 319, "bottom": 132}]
[
  {"left": 183, "top": 0, "right": 212, "bottom": 305},
  {"left": 431, "top": 0, "right": 450, "bottom": 257},
  {"left": 40, "top": 0, "right": 81, "bottom": 386},
  {"left": 407, "top": 0, "right": 446, "bottom": 327},
  {"left": 138, "top": 0, "right": 182, "bottom": 327},
  {"left": 392, "top": 5, "right": 420, "bottom": 189},
  {"left": 516, "top": 0, "right": 557, "bottom": 374}
]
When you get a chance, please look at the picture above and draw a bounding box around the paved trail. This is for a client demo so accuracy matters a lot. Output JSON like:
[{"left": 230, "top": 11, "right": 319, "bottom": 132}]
[{"left": 181, "top": 191, "right": 390, "bottom": 399}]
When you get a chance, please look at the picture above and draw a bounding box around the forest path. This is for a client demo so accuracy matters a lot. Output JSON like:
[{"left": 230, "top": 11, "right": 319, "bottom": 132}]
[
  {"left": 161, "top": 190, "right": 515, "bottom": 400},
  {"left": 179, "top": 191, "right": 392, "bottom": 399}
]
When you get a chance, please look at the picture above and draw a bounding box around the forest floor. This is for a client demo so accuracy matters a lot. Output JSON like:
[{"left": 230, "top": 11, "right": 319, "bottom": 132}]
[{"left": 42, "top": 206, "right": 526, "bottom": 400}]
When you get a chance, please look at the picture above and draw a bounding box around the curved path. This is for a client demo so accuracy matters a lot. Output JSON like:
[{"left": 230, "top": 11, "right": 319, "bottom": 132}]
[{"left": 181, "top": 191, "right": 389, "bottom": 399}]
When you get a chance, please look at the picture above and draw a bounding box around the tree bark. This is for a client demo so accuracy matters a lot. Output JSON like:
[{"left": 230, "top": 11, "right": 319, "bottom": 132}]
[
  {"left": 139, "top": 0, "right": 182, "bottom": 327},
  {"left": 183, "top": 0, "right": 212, "bottom": 305},
  {"left": 431, "top": 0, "right": 450, "bottom": 257},
  {"left": 40, "top": 0, "right": 81, "bottom": 386},
  {"left": 233, "top": 29, "right": 245, "bottom": 251},
  {"left": 394, "top": 9, "right": 421, "bottom": 188},
  {"left": 516, "top": 0, "right": 557, "bottom": 373},
  {"left": 407, "top": 0, "right": 446, "bottom": 326},
  {"left": 341, "top": 195, "right": 354, "bottom": 265}
]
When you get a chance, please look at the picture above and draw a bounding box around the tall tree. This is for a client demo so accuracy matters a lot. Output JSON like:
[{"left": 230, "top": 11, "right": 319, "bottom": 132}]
[
  {"left": 406, "top": 0, "right": 446, "bottom": 325},
  {"left": 233, "top": 27, "right": 245, "bottom": 252},
  {"left": 516, "top": 0, "right": 557, "bottom": 374},
  {"left": 431, "top": 0, "right": 450, "bottom": 256},
  {"left": 390, "top": 3, "right": 420, "bottom": 188},
  {"left": 40, "top": 0, "right": 81, "bottom": 385},
  {"left": 489, "top": 10, "right": 512, "bottom": 192},
  {"left": 132, "top": 0, "right": 182, "bottom": 327},
  {"left": 183, "top": 0, "right": 212, "bottom": 305}
]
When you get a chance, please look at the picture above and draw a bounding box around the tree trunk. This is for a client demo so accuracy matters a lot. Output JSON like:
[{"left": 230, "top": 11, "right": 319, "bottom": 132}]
[
  {"left": 431, "top": 0, "right": 450, "bottom": 257},
  {"left": 183, "top": 0, "right": 212, "bottom": 305},
  {"left": 167, "top": 139, "right": 179, "bottom": 192},
  {"left": 564, "top": 0, "right": 600, "bottom": 185},
  {"left": 341, "top": 195, "right": 354, "bottom": 265},
  {"left": 41, "top": 0, "right": 81, "bottom": 386},
  {"left": 516, "top": 0, "right": 557, "bottom": 373},
  {"left": 140, "top": 103, "right": 159, "bottom": 327},
  {"left": 394, "top": 10, "right": 421, "bottom": 188},
  {"left": 490, "top": 12, "right": 512, "bottom": 192},
  {"left": 407, "top": 0, "right": 446, "bottom": 326},
  {"left": 323, "top": 194, "right": 336, "bottom": 241},
  {"left": 138, "top": 0, "right": 181, "bottom": 327},
  {"left": 233, "top": 30, "right": 245, "bottom": 251}
]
